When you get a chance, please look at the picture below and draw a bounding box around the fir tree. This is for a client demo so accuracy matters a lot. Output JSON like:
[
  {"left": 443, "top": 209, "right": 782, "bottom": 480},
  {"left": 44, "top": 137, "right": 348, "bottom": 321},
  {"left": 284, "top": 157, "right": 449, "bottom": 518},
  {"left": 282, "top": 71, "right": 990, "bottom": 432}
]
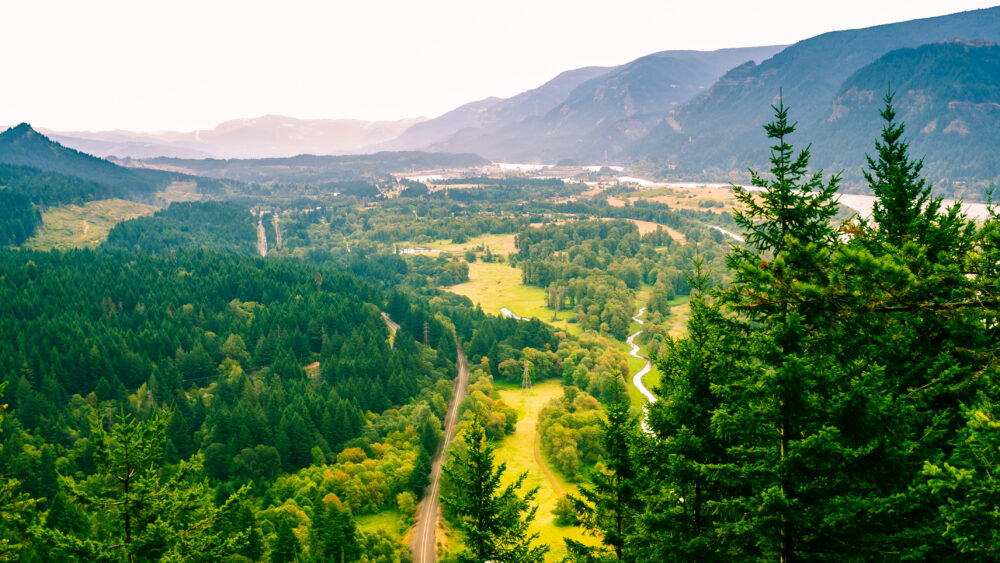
[
  {"left": 863, "top": 91, "right": 937, "bottom": 247},
  {"left": 442, "top": 416, "right": 548, "bottom": 563},
  {"left": 566, "top": 401, "right": 640, "bottom": 562}
]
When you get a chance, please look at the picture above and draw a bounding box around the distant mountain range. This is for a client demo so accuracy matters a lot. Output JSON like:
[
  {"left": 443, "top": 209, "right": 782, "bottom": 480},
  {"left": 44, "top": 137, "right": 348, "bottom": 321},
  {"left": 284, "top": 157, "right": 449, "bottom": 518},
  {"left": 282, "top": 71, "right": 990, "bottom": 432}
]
[
  {"left": 14, "top": 6, "right": 1000, "bottom": 194},
  {"left": 631, "top": 6, "right": 1000, "bottom": 194},
  {"left": 406, "top": 46, "right": 786, "bottom": 162},
  {"left": 42, "top": 115, "right": 425, "bottom": 160}
]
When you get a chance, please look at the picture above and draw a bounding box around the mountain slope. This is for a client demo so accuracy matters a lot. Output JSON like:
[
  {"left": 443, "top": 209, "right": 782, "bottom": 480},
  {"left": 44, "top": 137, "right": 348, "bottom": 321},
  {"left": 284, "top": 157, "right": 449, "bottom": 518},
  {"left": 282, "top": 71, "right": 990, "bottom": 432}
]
[
  {"left": 808, "top": 40, "right": 1000, "bottom": 194},
  {"left": 424, "top": 46, "right": 785, "bottom": 161},
  {"left": 46, "top": 115, "right": 426, "bottom": 159},
  {"left": 0, "top": 124, "right": 159, "bottom": 194},
  {"left": 633, "top": 6, "right": 1000, "bottom": 181},
  {"left": 376, "top": 97, "right": 502, "bottom": 150}
]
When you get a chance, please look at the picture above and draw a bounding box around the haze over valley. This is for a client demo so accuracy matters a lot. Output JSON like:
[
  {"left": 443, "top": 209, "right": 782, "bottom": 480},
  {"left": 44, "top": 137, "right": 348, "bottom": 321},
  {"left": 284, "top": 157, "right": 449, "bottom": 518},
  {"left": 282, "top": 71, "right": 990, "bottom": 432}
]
[{"left": 2, "top": 3, "right": 999, "bottom": 563}]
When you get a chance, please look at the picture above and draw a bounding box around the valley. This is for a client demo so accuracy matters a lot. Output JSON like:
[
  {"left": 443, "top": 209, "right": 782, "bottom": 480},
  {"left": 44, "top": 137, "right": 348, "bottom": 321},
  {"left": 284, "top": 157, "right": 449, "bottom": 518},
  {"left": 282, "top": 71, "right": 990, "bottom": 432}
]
[{"left": 2, "top": 4, "right": 999, "bottom": 562}]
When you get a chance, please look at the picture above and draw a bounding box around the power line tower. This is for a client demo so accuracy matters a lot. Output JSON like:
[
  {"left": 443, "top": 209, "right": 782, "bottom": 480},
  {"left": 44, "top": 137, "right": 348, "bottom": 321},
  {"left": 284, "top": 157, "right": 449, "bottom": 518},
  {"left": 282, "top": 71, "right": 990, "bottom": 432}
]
[
  {"left": 521, "top": 360, "right": 531, "bottom": 389},
  {"left": 423, "top": 321, "right": 430, "bottom": 346}
]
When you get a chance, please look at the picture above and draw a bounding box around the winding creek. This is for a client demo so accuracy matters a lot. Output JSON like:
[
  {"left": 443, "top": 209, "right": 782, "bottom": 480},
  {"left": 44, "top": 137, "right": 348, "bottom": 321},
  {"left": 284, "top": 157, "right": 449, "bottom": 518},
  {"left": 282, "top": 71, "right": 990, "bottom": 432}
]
[{"left": 627, "top": 307, "right": 657, "bottom": 435}]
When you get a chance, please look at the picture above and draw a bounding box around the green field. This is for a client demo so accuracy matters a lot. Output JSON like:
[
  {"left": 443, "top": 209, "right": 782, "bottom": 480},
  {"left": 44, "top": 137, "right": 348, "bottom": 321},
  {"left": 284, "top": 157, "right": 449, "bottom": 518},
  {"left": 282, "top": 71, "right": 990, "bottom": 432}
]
[
  {"left": 448, "top": 261, "right": 582, "bottom": 336},
  {"left": 399, "top": 232, "right": 517, "bottom": 255},
  {"left": 356, "top": 508, "right": 407, "bottom": 536},
  {"left": 494, "top": 380, "right": 598, "bottom": 561},
  {"left": 157, "top": 181, "right": 202, "bottom": 203},
  {"left": 24, "top": 198, "right": 158, "bottom": 251}
]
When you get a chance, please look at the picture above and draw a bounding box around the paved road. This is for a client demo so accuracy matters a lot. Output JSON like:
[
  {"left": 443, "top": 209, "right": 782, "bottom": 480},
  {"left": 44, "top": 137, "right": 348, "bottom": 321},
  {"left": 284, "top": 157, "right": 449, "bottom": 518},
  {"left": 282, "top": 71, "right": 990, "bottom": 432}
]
[
  {"left": 410, "top": 346, "right": 470, "bottom": 563},
  {"left": 256, "top": 213, "right": 267, "bottom": 257}
]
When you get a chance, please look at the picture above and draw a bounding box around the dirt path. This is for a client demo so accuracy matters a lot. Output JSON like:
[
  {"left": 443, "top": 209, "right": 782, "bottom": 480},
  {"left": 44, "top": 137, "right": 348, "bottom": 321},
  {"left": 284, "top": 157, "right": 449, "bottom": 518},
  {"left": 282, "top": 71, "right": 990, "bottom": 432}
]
[
  {"left": 533, "top": 430, "right": 565, "bottom": 496},
  {"left": 410, "top": 347, "right": 470, "bottom": 563}
]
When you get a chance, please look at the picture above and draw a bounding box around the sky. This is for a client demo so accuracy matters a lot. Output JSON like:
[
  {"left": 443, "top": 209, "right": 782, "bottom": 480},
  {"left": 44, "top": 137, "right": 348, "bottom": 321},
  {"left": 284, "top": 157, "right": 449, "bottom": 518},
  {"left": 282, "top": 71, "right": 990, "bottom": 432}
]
[{"left": 2, "top": 0, "right": 998, "bottom": 132}]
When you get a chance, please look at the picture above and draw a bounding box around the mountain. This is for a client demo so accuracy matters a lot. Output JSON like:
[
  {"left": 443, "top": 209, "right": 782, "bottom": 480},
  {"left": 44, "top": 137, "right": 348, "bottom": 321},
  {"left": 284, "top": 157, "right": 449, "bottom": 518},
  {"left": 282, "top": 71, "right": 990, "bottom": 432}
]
[
  {"left": 136, "top": 151, "right": 490, "bottom": 184},
  {"left": 808, "top": 40, "right": 1000, "bottom": 194},
  {"left": 632, "top": 6, "right": 1000, "bottom": 187},
  {"left": 417, "top": 46, "right": 785, "bottom": 162},
  {"left": 375, "top": 97, "right": 503, "bottom": 150},
  {"left": 379, "top": 66, "right": 614, "bottom": 151},
  {"left": 0, "top": 123, "right": 159, "bottom": 195},
  {"left": 46, "top": 133, "right": 215, "bottom": 160},
  {"left": 46, "top": 115, "right": 426, "bottom": 159}
]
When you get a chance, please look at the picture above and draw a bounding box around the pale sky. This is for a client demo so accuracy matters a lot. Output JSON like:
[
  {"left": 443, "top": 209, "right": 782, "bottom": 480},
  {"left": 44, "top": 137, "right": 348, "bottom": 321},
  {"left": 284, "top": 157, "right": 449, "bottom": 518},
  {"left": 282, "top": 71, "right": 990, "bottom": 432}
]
[{"left": 2, "top": 0, "right": 998, "bottom": 132}]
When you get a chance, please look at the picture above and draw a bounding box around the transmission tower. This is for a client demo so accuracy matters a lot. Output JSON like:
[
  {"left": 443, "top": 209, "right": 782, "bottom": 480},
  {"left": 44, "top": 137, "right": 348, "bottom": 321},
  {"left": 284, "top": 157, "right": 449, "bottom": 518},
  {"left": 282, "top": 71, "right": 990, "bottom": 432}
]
[{"left": 521, "top": 360, "right": 531, "bottom": 389}]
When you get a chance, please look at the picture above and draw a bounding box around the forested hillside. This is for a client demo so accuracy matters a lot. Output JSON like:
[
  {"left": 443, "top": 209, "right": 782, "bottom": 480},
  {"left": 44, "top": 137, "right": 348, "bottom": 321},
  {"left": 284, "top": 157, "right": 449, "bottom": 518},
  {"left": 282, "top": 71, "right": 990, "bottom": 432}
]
[
  {"left": 0, "top": 125, "right": 160, "bottom": 196},
  {"left": 0, "top": 249, "right": 458, "bottom": 560},
  {"left": 103, "top": 201, "right": 258, "bottom": 255},
  {"left": 810, "top": 40, "right": 1000, "bottom": 192}
]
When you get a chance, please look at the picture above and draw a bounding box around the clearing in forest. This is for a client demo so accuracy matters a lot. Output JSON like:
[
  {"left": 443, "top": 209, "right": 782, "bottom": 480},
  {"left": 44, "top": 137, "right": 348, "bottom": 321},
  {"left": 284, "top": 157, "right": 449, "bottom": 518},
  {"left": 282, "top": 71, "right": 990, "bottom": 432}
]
[
  {"left": 24, "top": 198, "right": 158, "bottom": 251},
  {"left": 494, "top": 380, "right": 597, "bottom": 562}
]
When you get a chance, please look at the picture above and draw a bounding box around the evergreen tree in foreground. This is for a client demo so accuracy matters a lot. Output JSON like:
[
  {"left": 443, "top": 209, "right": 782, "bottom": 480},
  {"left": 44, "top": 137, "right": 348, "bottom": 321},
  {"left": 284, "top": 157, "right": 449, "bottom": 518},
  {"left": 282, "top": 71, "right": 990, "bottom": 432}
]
[
  {"left": 442, "top": 416, "right": 548, "bottom": 563},
  {"left": 566, "top": 401, "right": 640, "bottom": 562},
  {"left": 31, "top": 410, "right": 255, "bottom": 562},
  {"left": 0, "top": 382, "right": 36, "bottom": 561}
]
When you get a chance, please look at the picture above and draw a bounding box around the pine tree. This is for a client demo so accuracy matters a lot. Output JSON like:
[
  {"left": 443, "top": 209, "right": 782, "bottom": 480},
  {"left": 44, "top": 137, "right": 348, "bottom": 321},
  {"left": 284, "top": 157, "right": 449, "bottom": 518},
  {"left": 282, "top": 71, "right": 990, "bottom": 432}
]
[
  {"left": 30, "top": 410, "right": 252, "bottom": 562},
  {"left": 863, "top": 91, "right": 937, "bottom": 247},
  {"left": 0, "top": 382, "right": 36, "bottom": 561},
  {"left": 442, "top": 416, "right": 549, "bottom": 563},
  {"left": 566, "top": 401, "right": 640, "bottom": 562},
  {"left": 270, "top": 516, "right": 301, "bottom": 563},
  {"left": 634, "top": 264, "right": 750, "bottom": 560},
  {"left": 410, "top": 449, "right": 432, "bottom": 494}
]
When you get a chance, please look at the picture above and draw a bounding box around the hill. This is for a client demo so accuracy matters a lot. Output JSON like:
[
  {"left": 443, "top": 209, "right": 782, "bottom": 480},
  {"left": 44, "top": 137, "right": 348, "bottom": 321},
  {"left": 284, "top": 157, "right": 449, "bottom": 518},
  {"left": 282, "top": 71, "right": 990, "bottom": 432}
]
[
  {"left": 137, "top": 151, "right": 490, "bottom": 184},
  {"left": 419, "top": 46, "right": 785, "bottom": 162},
  {"left": 631, "top": 6, "right": 1000, "bottom": 190},
  {"left": 807, "top": 40, "right": 1000, "bottom": 195},
  {"left": 0, "top": 123, "right": 160, "bottom": 195},
  {"left": 46, "top": 115, "right": 426, "bottom": 159}
]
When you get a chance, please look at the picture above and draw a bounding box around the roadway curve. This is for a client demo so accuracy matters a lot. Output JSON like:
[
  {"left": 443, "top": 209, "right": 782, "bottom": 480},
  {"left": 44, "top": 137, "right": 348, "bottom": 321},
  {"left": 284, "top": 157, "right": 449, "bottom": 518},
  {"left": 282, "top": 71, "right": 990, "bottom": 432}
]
[{"left": 410, "top": 346, "right": 470, "bottom": 563}]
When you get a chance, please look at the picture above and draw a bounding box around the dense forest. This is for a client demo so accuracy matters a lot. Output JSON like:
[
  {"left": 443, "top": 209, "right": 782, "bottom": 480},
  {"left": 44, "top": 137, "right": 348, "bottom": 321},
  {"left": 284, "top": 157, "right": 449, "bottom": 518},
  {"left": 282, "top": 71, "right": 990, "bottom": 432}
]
[
  {"left": 0, "top": 248, "right": 463, "bottom": 561},
  {"left": 2, "top": 88, "right": 998, "bottom": 562},
  {"left": 103, "top": 202, "right": 259, "bottom": 255},
  {"left": 554, "top": 99, "right": 999, "bottom": 561},
  {"left": 0, "top": 191, "right": 41, "bottom": 246}
]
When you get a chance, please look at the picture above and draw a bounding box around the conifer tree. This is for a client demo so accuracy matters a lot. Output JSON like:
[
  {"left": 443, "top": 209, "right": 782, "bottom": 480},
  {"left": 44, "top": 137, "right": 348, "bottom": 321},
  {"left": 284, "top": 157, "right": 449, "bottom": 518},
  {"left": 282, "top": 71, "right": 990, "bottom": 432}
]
[
  {"left": 566, "top": 401, "right": 640, "bottom": 562},
  {"left": 0, "top": 382, "right": 36, "bottom": 561},
  {"left": 31, "top": 410, "right": 252, "bottom": 562},
  {"left": 442, "top": 416, "right": 548, "bottom": 563},
  {"left": 863, "top": 92, "right": 937, "bottom": 247}
]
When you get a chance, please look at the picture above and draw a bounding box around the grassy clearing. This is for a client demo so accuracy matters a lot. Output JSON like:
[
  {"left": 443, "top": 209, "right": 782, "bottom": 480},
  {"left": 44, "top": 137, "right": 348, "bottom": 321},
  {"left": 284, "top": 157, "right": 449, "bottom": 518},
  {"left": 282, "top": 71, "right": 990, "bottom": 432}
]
[
  {"left": 495, "top": 380, "right": 597, "bottom": 561},
  {"left": 447, "top": 262, "right": 582, "bottom": 336},
  {"left": 631, "top": 185, "right": 739, "bottom": 213},
  {"left": 399, "top": 232, "right": 517, "bottom": 255},
  {"left": 157, "top": 181, "right": 201, "bottom": 203},
  {"left": 24, "top": 198, "right": 158, "bottom": 251},
  {"left": 356, "top": 509, "right": 407, "bottom": 536}
]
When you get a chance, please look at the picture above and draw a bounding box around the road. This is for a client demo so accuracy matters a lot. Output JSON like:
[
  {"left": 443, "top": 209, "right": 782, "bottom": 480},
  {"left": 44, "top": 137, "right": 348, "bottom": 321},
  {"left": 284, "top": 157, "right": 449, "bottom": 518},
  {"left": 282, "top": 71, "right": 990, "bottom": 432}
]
[
  {"left": 256, "top": 212, "right": 267, "bottom": 257},
  {"left": 410, "top": 346, "right": 470, "bottom": 563},
  {"left": 381, "top": 312, "right": 401, "bottom": 347},
  {"left": 271, "top": 211, "right": 282, "bottom": 249}
]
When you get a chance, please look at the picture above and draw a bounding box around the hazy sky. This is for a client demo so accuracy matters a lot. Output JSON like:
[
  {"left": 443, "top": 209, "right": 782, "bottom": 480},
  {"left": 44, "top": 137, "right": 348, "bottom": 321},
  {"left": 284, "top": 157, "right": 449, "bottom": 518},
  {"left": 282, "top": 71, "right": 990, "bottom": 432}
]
[{"left": 2, "top": 0, "right": 998, "bottom": 131}]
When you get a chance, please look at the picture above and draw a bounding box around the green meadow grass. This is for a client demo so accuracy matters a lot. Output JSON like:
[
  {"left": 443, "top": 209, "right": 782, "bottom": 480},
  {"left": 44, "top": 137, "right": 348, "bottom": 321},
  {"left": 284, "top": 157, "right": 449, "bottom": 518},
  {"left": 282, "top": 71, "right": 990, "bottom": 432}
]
[{"left": 24, "top": 198, "right": 158, "bottom": 251}]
